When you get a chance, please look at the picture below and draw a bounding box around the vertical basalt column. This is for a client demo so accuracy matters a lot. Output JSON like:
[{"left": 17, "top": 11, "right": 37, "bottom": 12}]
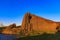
[{"left": 24, "top": 12, "right": 32, "bottom": 35}]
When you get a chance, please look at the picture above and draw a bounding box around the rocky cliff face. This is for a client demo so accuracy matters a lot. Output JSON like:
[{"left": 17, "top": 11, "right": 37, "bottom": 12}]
[
  {"left": 21, "top": 12, "right": 60, "bottom": 36},
  {"left": 1, "top": 12, "right": 60, "bottom": 36}
]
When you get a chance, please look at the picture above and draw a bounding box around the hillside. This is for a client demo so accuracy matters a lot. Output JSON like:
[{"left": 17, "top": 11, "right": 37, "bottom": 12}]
[
  {"left": 21, "top": 12, "right": 60, "bottom": 36},
  {"left": 0, "top": 12, "right": 60, "bottom": 37}
]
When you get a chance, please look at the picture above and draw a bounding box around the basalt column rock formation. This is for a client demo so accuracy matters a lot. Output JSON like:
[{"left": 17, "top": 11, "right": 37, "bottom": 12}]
[
  {"left": 21, "top": 12, "right": 59, "bottom": 35},
  {"left": 2, "top": 24, "right": 21, "bottom": 34},
  {"left": 21, "top": 13, "right": 33, "bottom": 35},
  {"left": 1, "top": 12, "right": 60, "bottom": 35}
]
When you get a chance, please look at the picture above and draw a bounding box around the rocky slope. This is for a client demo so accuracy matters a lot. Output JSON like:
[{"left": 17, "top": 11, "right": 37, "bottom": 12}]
[
  {"left": 21, "top": 12, "right": 60, "bottom": 36},
  {"left": 1, "top": 12, "right": 60, "bottom": 36},
  {"left": 2, "top": 24, "right": 21, "bottom": 34}
]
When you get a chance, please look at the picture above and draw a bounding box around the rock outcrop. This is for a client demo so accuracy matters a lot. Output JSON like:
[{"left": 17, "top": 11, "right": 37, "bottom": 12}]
[
  {"left": 1, "top": 12, "right": 60, "bottom": 36},
  {"left": 2, "top": 24, "right": 21, "bottom": 34},
  {"left": 21, "top": 12, "right": 60, "bottom": 36}
]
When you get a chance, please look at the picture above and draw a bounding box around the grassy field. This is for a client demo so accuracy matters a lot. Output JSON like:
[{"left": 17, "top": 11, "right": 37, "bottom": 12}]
[{"left": 16, "top": 32, "right": 60, "bottom": 40}]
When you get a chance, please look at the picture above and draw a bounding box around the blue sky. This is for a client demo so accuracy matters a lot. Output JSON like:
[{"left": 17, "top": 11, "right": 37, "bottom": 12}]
[{"left": 0, "top": 0, "right": 60, "bottom": 26}]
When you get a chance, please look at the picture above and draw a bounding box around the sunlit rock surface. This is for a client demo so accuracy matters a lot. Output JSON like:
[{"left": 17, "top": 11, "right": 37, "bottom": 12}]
[
  {"left": 2, "top": 24, "right": 21, "bottom": 34},
  {"left": 21, "top": 12, "right": 60, "bottom": 36},
  {"left": 1, "top": 12, "right": 60, "bottom": 36}
]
